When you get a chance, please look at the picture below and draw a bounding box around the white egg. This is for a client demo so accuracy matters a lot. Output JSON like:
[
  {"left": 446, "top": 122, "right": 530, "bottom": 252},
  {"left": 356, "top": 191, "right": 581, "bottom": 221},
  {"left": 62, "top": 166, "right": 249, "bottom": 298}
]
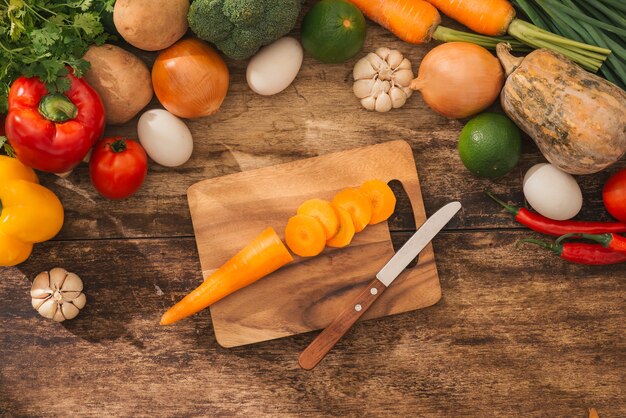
[
  {"left": 137, "top": 109, "right": 193, "bottom": 167},
  {"left": 246, "top": 37, "right": 303, "bottom": 96},
  {"left": 523, "top": 163, "right": 583, "bottom": 220}
]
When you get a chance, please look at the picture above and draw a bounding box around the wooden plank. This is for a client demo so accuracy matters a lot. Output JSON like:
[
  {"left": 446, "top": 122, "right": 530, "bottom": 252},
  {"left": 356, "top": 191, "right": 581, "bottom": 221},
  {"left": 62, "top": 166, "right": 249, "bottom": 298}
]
[
  {"left": 1, "top": 232, "right": 624, "bottom": 416},
  {"left": 33, "top": 19, "right": 625, "bottom": 241},
  {"left": 187, "top": 141, "right": 440, "bottom": 347}
]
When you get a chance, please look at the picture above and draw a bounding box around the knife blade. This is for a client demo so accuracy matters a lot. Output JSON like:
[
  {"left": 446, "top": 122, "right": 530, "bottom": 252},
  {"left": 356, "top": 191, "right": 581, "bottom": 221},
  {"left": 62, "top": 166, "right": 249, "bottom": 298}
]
[
  {"left": 298, "top": 201, "right": 462, "bottom": 370},
  {"left": 377, "top": 201, "right": 462, "bottom": 286}
]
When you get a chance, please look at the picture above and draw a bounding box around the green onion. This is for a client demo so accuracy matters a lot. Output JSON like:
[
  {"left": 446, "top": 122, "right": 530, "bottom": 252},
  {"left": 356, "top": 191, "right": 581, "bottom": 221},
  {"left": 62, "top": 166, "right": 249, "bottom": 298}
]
[
  {"left": 577, "top": 0, "right": 624, "bottom": 28},
  {"left": 598, "top": 0, "right": 626, "bottom": 14},
  {"left": 511, "top": 0, "right": 625, "bottom": 89},
  {"left": 538, "top": 0, "right": 626, "bottom": 37}
]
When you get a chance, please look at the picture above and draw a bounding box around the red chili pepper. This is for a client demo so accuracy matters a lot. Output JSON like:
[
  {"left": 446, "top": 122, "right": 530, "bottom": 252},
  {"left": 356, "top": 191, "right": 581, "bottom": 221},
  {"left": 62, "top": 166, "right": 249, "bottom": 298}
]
[
  {"left": 556, "top": 233, "right": 626, "bottom": 253},
  {"left": 5, "top": 72, "right": 105, "bottom": 173},
  {"left": 523, "top": 239, "right": 626, "bottom": 265},
  {"left": 487, "top": 191, "right": 626, "bottom": 236}
]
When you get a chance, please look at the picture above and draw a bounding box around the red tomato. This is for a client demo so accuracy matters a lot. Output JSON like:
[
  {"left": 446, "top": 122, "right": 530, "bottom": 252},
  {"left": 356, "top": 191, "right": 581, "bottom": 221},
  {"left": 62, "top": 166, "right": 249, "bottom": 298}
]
[
  {"left": 603, "top": 168, "right": 626, "bottom": 222},
  {"left": 90, "top": 137, "right": 148, "bottom": 199}
]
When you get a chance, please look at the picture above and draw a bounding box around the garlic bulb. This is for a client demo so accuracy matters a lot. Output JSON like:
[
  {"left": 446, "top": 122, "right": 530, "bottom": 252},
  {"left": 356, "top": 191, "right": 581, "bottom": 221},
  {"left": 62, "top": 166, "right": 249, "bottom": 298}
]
[
  {"left": 31, "top": 268, "right": 86, "bottom": 322},
  {"left": 353, "top": 47, "right": 414, "bottom": 112}
]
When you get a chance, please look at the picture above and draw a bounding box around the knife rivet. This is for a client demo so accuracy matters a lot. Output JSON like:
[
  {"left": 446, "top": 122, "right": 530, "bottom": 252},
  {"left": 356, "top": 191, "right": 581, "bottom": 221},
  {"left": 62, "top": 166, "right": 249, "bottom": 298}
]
[
  {"left": 370, "top": 288, "right": 378, "bottom": 295},
  {"left": 354, "top": 304, "right": 362, "bottom": 312}
]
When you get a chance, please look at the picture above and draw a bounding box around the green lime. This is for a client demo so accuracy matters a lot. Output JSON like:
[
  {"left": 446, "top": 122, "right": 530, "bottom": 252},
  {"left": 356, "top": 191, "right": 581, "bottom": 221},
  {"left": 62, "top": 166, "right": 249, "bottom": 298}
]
[
  {"left": 301, "top": 0, "right": 366, "bottom": 64},
  {"left": 458, "top": 112, "right": 522, "bottom": 179}
]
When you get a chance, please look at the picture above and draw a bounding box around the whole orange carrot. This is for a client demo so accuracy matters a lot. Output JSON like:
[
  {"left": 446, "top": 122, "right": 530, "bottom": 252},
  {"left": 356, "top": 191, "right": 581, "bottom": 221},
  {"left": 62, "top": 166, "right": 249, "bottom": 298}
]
[
  {"left": 423, "top": 0, "right": 610, "bottom": 71},
  {"left": 160, "top": 227, "right": 293, "bottom": 325},
  {"left": 348, "top": 0, "right": 528, "bottom": 51},
  {"left": 426, "top": 0, "right": 515, "bottom": 36},
  {"left": 350, "top": 0, "right": 609, "bottom": 71},
  {"left": 348, "top": 0, "right": 441, "bottom": 43}
]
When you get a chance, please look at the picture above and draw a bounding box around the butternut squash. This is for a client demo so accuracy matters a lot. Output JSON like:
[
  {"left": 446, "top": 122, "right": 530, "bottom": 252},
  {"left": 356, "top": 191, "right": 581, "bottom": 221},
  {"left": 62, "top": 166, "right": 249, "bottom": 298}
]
[{"left": 497, "top": 43, "right": 626, "bottom": 175}]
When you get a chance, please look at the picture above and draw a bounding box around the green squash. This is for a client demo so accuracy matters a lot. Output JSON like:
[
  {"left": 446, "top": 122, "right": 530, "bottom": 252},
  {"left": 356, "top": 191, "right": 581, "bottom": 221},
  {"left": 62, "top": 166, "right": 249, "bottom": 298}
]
[{"left": 301, "top": 0, "right": 366, "bottom": 64}]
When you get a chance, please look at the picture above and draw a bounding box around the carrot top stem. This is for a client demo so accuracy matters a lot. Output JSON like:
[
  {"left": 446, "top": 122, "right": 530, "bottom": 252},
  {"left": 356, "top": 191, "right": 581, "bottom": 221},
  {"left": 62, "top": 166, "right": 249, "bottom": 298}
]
[{"left": 432, "top": 26, "right": 530, "bottom": 51}]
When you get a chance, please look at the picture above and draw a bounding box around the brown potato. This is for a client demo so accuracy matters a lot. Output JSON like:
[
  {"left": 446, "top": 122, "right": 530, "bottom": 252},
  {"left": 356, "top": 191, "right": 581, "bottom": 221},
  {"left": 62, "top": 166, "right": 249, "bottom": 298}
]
[
  {"left": 113, "top": 0, "right": 189, "bottom": 51},
  {"left": 83, "top": 44, "right": 153, "bottom": 125}
]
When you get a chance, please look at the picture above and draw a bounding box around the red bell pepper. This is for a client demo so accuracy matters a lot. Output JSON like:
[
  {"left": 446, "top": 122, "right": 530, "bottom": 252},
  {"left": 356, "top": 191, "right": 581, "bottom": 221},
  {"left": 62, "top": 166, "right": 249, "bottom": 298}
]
[{"left": 5, "top": 72, "right": 105, "bottom": 173}]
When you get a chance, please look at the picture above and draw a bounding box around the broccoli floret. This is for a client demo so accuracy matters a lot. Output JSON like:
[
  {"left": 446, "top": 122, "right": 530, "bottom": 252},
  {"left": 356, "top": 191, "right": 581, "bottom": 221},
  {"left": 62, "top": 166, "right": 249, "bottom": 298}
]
[{"left": 188, "top": 0, "right": 301, "bottom": 60}]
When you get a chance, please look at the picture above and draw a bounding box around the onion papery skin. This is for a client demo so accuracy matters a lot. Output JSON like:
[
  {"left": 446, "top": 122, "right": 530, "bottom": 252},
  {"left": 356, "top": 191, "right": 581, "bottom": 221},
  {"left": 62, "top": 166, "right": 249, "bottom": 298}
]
[
  {"left": 411, "top": 42, "right": 504, "bottom": 119},
  {"left": 152, "top": 38, "right": 230, "bottom": 119}
]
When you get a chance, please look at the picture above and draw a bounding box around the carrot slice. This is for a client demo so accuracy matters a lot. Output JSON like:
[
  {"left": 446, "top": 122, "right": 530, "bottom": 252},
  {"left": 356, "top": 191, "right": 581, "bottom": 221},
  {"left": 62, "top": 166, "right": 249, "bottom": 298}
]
[
  {"left": 297, "top": 198, "right": 340, "bottom": 240},
  {"left": 160, "top": 227, "right": 293, "bottom": 325},
  {"left": 332, "top": 188, "right": 372, "bottom": 232},
  {"left": 285, "top": 214, "right": 327, "bottom": 257},
  {"left": 327, "top": 206, "right": 356, "bottom": 248},
  {"left": 360, "top": 180, "right": 397, "bottom": 225}
]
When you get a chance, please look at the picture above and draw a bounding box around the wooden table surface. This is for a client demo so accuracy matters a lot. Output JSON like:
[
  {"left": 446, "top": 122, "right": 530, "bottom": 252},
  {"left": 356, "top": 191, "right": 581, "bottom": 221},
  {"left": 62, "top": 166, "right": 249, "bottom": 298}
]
[{"left": 1, "top": 12, "right": 624, "bottom": 417}]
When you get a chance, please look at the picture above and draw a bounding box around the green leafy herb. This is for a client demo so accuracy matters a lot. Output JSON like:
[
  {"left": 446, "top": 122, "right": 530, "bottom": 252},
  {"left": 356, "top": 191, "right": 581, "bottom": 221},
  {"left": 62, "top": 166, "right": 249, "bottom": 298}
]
[
  {"left": 0, "top": 0, "right": 115, "bottom": 114},
  {"left": 0, "top": 135, "right": 15, "bottom": 157}
]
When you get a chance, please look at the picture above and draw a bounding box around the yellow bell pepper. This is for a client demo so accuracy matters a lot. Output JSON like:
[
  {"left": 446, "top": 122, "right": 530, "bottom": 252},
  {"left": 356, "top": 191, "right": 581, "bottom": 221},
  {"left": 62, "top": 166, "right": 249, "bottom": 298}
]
[{"left": 0, "top": 156, "right": 64, "bottom": 266}]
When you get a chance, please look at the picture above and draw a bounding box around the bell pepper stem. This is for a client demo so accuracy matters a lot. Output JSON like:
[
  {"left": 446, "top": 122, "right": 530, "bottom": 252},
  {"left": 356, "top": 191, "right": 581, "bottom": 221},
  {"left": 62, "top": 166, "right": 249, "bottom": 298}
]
[{"left": 38, "top": 94, "right": 78, "bottom": 123}]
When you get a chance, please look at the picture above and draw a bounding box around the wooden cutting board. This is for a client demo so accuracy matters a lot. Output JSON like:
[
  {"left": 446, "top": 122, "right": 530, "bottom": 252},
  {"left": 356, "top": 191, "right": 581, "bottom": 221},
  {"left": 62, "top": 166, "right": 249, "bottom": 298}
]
[{"left": 187, "top": 140, "right": 441, "bottom": 347}]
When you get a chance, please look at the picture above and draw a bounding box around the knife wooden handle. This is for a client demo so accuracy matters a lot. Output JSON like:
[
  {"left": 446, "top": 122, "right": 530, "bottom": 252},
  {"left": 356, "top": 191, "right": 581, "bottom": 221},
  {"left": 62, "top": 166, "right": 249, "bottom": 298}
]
[{"left": 298, "top": 278, "right": 386, "bottom": 370}]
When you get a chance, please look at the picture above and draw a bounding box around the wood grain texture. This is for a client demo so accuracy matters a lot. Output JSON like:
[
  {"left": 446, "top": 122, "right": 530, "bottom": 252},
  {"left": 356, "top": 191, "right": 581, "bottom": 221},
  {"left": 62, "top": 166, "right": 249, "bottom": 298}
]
[
  {"left": 0, "top": 5, "right": 624, "bottom": 417},
  {"left": 0, "top": 231, "right": 624, "bottom": 417},
  {"left": 188, "top": 141, "right": 441, "bottom": 347}
]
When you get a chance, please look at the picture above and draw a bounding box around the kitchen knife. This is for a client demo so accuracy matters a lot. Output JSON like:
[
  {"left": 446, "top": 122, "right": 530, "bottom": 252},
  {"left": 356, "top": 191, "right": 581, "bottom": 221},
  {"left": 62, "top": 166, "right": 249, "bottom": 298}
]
[{"left": 298, "top": 201, "right": 462, "bottom": 370}]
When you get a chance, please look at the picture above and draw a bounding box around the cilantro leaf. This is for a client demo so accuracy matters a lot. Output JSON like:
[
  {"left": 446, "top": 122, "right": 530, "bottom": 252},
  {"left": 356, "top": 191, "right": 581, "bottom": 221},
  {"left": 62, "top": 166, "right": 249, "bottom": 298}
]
[
  {"left": 73, "top": 13, "right": 103, "bottom": 37},
  {"left": 31, "top": 23, "right": 62, "bottom": 55},
  {"left": 79, "top": 0, "right": 95, "bottom": 12}
]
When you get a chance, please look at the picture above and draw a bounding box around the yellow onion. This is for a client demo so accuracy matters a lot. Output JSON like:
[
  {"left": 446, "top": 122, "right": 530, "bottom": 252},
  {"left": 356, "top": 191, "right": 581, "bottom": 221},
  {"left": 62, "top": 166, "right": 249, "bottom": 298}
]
[
  {"left": 410, "top": 42, "right": 504, "bottom": 119},
  {"left": 152, "top": 38, "right": 229, "bottom": 119}
]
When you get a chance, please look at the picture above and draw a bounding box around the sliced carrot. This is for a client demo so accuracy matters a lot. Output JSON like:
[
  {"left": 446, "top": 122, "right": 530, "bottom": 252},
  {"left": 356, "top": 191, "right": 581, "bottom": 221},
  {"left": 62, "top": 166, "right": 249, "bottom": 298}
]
[
  {"left": 285, "top": 214, "right": 327, "bottom": 257},
  {"left": 297, "top": 199, "right": 340, "bottom": 240},
  {"left": 160, "top": 227, "right": 293, "bottom": 325},
  {"left": 332, "top": 188, "right": 372, "bottom": 233},
  {"left": 327, "top": 206, "right": 356, "bottom": 248},
  {"left": 360, "top": 180, "right": 397, "bottom": 225}
]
